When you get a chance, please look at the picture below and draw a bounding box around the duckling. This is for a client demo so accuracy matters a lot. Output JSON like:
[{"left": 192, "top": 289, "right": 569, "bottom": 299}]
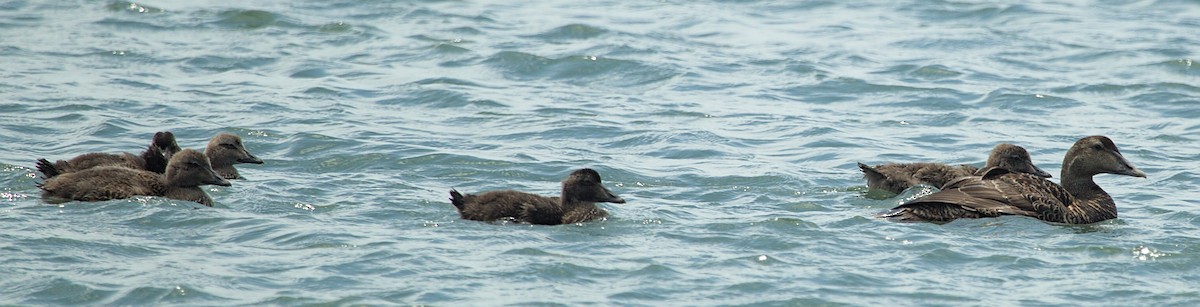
[
  {"left": 36, "top": 131, "right": 181, "bottom": 178},
  {"left": 449, "top": 168, "right": 626, "bottom": 225},
  {"left": 858, "top": 143, "right": 1051, "bottom": 195}
]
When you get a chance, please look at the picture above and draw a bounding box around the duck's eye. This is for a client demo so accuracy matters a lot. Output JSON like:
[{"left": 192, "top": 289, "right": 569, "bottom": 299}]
[
  {"left": 1091, "top": 144, "right": 1104, "bottom": 151},
  {"left": 221, "top": 143, "right": 237, "bottom": 149},
  {"left": 187, "top": 161, "right": 202, "bottom": 167}
]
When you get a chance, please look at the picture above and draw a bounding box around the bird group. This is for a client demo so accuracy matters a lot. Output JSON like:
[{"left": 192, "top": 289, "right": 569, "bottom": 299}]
[
  {"left": 36, "top": 132, "right": 263, "bottom": 207},
  {"left": 34, "top": 133, "right": 1145, "bottom": 226},
  {"left": 861, "top": 135, "right": 1145, "bottom": 224}
]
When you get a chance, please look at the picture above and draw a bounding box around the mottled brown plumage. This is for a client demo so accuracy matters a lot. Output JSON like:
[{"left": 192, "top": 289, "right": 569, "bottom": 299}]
[
  {"left": 449, "top": 168, "right": 626, "bottom": 225},
  {"left": 36, "top": 131, "right": 182, "bottom": 178},
  {"left": 884, "top": 136, "right": 1146, "bottom": 224},
  {"left": 858, "top": 143, "right": 1051, "bottom": 195},
  {"left": 205, "top": 133, "right": 263, "bottom": 179},
  {"left": 39, "top": 149, "right": 232, "bottom": 206}
]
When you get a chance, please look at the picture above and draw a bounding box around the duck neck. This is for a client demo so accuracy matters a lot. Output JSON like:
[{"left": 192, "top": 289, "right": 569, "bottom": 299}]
[
  {"left": 140, "top": 147, "right": 168, "bottom": 173},
  {"left": 1061, "top": 172, "right": 1109, "bottom": 200},
  {"left": 559, "top": 189, "right": 598, "bottom": 212},
  {"left": 558, "top": 189, "right": 604, "bottom": 224},
  {"left": 1059, "top": 165, "right": 1116, "bottom": 223},
  {"left": 1061, "top": 155, "right": 1106, "bottom": 201}
]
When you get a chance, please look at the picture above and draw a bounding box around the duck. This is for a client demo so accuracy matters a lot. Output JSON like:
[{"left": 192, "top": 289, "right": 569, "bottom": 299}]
[
  {"left": 858, "top": 143, "right": 1051, "bottom": 195},
  {"left": 36, "top": 131, "right": 182, "bottom": 178},
  {"left": 882, "top": 136, "right": 1146, "bottom": 224},
  {"left": 205, "top": 133, "right": 264, "bottom": 179},
  {"left": 448, "top": 168, "right": 627, "bottom": 225},
  {"left": 39, "top": 149, "right": 232, "bottom": 206}
]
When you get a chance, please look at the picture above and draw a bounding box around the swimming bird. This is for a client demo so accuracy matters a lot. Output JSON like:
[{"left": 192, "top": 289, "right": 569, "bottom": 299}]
[
  {"left": 448, "top": 168, "right": 626, "bottom": 225},
  {"left": 39, "top": 149, "right": 232, "bottom": 206},
  {"left": 36, "top": 131, "right": 182, "bottom": 178},
  {"left": 882, "top": 136, "right": 1146, "bottom": 224},
  {"left": 858, "top": 143, "right": 1051, "bottom": 195},
  {"left": 205, "top": 133, "right": 263, "bottom": 179}
]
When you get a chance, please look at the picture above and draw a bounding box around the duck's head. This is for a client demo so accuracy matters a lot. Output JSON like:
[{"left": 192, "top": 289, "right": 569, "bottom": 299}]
[
  {"left": 152, "top": 131, "right": 182, "bottom": 159},
  {"left": 166, "top": 149, "right": 232, "bottom": 187},
  {"left": 1063, "top": 136, "right": 1146, "bottom": 179},
  {"left": 206, "top": 133, "right": 264, "bottom": 166},
  {"left": 562, "top": 168, "right": 626, "bottom": 204},
  {"left": 987, "top": 143, "right": 1052, "bottom": 178}
]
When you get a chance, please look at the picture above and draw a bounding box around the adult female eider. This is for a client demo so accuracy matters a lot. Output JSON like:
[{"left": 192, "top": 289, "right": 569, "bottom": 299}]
[
  {"left": 448, "top": 168, "right": 626, "bottom": 225},
  {"left": 39, "top": 149, "right": 232, "bottom": 206},
  {"left": 858, "top": 143, "right": 1051, "bottom": 195},
  {"left": 205, "top": 132, "right": 264, "bottom": 179},
  {"left": 882, "top": 136, "right": 1146, "bottom": 224},
  {"left": 36, "top": 131, "right": 182, "bottom": 178}
]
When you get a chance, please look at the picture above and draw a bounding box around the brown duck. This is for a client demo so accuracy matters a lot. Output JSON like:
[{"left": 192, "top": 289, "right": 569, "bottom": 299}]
[
  {"left": 39, "top": 149, "right": 232, "bottom": 206},
  {"left": 858, "top": 143, "right": 1051, "bottom": 195},
  {"left": 205, "top": 133, "right": 264, "bottom": 179},
  {"left": 449, "top": 168, "right": 626, "bottom": 225},
  {"left": 36, "top": 131, "right": 182, "bottom": 178},
  {"left": 883, "top": 136, "right": 1146, "bottom": 224}
]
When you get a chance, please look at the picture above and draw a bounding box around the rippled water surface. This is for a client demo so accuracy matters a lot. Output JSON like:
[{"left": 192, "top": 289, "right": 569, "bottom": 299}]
[{"left": 2, "top": 0, "right": 1199, "bottom": 305}]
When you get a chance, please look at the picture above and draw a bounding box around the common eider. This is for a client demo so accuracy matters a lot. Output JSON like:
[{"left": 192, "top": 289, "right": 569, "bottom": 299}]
[
  {"left": 36, "top": 131, "right": 181, "bottom": 178},
  {"left": 449, "top": 168, "right": 626, "bottom": 225}
]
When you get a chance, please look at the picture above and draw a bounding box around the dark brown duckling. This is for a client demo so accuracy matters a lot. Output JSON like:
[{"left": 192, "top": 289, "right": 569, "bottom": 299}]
[
  {"left": 858, "top": 143, "right": 1051, "bottom": 195},
  {"left": 205, "top": 132, "right": 264, "bottom": 179},
  {"left": 449, "top": 168, "right": 627, "bottom": 225},
  {"left": 883, "top": 136, "right": 1146, "bottom": 224},
  {"left": 36, "top": 131, "right": 182, "bottom": 178},
  {"left": 39, "top": 149, "right": 232, "bottom": 206}
]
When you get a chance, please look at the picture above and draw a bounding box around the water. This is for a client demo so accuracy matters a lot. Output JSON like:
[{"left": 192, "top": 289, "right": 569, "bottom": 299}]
[{"left": 1, "top": 0, "right": 1198, "bottom": 305}]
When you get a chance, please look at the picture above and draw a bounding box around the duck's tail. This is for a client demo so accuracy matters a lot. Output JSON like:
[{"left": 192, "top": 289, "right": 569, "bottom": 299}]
[
  {"left": 449, "top": 189, "right": 466, "bottom": 211},
  {"left": 35, "top": 158, "right": 61, "bottom": 178},
  {"left": 857, "top": 162, "right": 885, "bottom": 182}
]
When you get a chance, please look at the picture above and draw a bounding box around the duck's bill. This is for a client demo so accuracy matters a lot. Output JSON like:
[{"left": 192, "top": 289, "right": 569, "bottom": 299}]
[
  {"left": 1031, "top": 165, "right": 1052, "bottom": 178},
  {"left": 207, "top": 170, "right": 233, "bottom": 186},
  {"left": 1120, "top": 167, "right": 1147, "bottom": 178},
  {"left": 1115, "top": 155, "right": 1147, "bottom": 178},
  {"left": 238, "top": 154, "right": 264, "bottom": 164},
  {"left": 603, "top": 188, "right": 626, "bottom": 203}
]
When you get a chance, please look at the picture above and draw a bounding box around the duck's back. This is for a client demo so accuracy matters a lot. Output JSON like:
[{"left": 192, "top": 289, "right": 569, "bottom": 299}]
[
  {"left": 453, "top": 190, "right": 560, "bottom": 223},
  {"left": 40, "top": 166, "right": 164, "bottom": 202},
  {"left": 861, "top": 162, "right": 978, "bottom": 193},
  {"left": 38, "top": 152, "right": 151, "bottom": 179},
  {"left": 888, "top": 169, "right": 1075, "bottom": 223}
]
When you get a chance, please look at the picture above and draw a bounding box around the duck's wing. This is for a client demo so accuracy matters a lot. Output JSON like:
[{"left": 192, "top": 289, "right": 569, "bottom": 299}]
[
  {"left": 887, "top": 169, "right": 1066, "bottom": 222},
  {"left": 455, "top": 190, "right": 558, "bottom": 223},
  {"left": 39, "top": 167, "right": 162, "bottom": 202},
  {"left": 519, "top": 200, "right": 565, "bottom": 225}
]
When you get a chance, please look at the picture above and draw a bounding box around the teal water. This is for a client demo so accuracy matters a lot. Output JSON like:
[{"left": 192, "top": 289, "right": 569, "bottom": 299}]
[{"left": 2, "top": 0, "right": 1198, "bottom": 305}]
